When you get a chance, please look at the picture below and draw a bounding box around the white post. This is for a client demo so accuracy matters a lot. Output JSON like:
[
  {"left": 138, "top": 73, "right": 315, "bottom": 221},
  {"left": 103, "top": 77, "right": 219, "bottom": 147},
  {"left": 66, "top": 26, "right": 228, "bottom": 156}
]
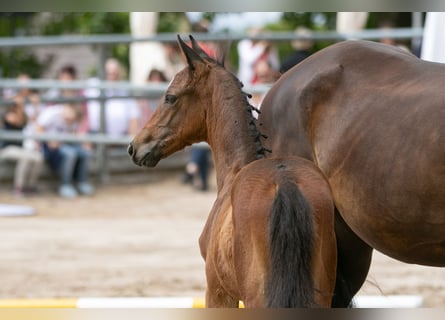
[
  {"left": 129, "top": 12, "right": 168, "bottom": 85},
  {"left": 421, "top": 12, "right": 445, "bottom": 63},
  {"left": 336, "top": 12, "right": 369, "bottom": 39}
]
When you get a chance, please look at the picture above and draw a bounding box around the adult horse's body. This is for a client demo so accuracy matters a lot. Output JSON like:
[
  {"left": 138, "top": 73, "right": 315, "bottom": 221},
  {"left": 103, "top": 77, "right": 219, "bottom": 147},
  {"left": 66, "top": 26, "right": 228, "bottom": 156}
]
[
  {"left": 259, "top": 40, "right": 445, "bottom": 305},
  {"left": 128, "top": 36, "right": 337, "bottom": 307}
]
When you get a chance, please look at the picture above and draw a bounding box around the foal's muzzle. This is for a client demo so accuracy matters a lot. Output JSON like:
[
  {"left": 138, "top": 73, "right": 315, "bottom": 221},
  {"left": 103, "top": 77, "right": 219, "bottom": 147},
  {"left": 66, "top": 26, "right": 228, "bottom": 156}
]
[{"left": 127, "top": 140, "right": 162, "bottom": 167}]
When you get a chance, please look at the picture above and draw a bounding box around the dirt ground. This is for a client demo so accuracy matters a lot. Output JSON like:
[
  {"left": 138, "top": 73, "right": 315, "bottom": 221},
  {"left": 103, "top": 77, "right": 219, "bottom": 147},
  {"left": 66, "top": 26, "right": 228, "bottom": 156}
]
[{"left": 0, "top": 169, "right": 444, "bottom": 307}]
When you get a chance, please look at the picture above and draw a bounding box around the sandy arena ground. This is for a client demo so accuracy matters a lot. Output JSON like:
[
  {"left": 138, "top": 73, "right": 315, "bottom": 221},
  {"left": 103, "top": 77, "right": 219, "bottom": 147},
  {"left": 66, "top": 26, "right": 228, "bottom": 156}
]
[{"left": 0, "top": 169, "right": 444, "bottom": 307}]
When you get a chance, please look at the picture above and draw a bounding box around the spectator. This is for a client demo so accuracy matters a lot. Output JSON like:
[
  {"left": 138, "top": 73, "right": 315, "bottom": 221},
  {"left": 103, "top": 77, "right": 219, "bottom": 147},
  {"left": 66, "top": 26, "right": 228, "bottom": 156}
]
[
  {"left": 182, "top": 142, "right": 212, "bottom": 192},
  {"left": 139, "top": 68, "right": 168, "bottom": 127},
  {"left": 45, "top": 64, "right": 79, "bottom": 100},
  {"left": 11, "top": 73, "right": 46, "bottom": 152},
  {"left": 378, "top": 22, "right": 411, "bottom": 53},
  {"left": 250, "top": 59, "right": 280, "bottom": 115},
  {"left": 36, "top": 90, "right": 94, "bottom": 199},
  {"left": 0, "top": 98, "right": 44, "bottom": 197},
  {"left": 190, "top": 19, "right": 221, "bottom": 59},
  {"left": 162, "top": 41, "right": 186, "bottom": 80},
  {"left": 147, "top": 68, "right": 168, "bottom": 82},
  {"left": 280, "top": 27, "right": 314, "bottom": 74},
  {"left": 45, "top": 64, "right": 89, "bottom": 133},
  {"left": 237, "top": 27, "right": 280, "bottom": 85},
  {"left": 86, "top": 58, "right": 141, "bottom": 137}
]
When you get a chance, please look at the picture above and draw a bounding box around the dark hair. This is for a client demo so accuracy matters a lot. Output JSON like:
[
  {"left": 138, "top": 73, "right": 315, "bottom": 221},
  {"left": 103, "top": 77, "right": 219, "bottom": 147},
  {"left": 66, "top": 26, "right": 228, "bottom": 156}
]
[
  {"left": 191, "top": 20, "right": 209, "bottom": 33},
  {"left": 59, "top": 64, "right": 77, "bottom": 79},
  {"left": 147, "top": 69, "right": 168, "bottom": 82}
]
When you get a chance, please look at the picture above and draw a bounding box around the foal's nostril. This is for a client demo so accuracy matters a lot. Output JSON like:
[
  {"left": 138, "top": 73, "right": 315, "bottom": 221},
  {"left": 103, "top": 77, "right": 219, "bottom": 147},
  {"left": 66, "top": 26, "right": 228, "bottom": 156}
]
[{"left": 127, "top": 143, "right": 134, "bottom": 157}]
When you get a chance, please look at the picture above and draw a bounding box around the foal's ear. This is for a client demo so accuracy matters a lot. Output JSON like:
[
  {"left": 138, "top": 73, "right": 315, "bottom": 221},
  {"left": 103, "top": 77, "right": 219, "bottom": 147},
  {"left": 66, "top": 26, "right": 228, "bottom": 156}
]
[
  {"left": 189, "top": 35, "right": 211, "bottom": 60},
  {"left": 177, "top": 34, "right": 204, "bottom": 71}
]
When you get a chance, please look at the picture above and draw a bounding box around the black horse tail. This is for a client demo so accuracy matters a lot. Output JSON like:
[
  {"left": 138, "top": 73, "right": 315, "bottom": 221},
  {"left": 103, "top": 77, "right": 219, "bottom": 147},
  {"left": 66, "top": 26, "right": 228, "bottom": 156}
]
[{"left": 265, "top": 179, "right": 315, "bottom": 307}]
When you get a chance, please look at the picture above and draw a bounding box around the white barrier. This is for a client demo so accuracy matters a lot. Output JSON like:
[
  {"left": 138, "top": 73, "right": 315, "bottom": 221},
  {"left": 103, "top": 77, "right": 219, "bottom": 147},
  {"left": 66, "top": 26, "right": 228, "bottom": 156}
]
[
  {"left": 353, "top": 295, "right": 424, "bottom": 308},
  {"left": 77, "top": 297, "right": 205, "bottom": 308},
  {"left": 0, "top": 295, "right": 423, "bottom": 308},
  {"left": 0, "top": 204, "right": 35, "bottom": 217}
]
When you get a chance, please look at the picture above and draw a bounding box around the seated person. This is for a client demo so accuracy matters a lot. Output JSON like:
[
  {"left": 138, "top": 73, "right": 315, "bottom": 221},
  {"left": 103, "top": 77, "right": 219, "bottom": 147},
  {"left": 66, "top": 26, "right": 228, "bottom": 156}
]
[
  {"left": 85, "top": 58, "right": 141, "bottom": 137},
  {"left": 0, "top": 98, "right": 43, "bottom": 196},
  {"left": 36, "top": 101, "right": 94, "bottom": 199}
]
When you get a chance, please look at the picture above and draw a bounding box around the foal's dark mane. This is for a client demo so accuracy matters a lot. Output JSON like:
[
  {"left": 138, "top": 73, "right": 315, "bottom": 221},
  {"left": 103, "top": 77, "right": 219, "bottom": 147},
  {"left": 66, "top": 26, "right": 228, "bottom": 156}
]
[
  {"left": 242, "top": 91, "right": 270, "bottom": 160},
  {"left": 187, "top": 35, "right": 270, "bottom": 160},
  {"left": 233, "top": 70, "right": 270, "bottom": 160},
  {"left": 198, "top": 50, "right": 270, "bottom": 160}
]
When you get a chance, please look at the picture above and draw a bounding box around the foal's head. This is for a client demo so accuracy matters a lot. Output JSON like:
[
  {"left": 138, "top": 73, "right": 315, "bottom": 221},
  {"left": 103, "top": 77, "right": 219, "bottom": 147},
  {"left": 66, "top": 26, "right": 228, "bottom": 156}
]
[{"left": 128, "top": 35, "right": 248, "bottom": 167}]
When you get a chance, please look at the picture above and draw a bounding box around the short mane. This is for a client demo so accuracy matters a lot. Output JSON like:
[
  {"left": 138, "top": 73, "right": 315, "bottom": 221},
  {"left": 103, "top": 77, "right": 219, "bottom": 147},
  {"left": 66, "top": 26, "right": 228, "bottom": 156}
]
[{"left": 223, "top": 64, "right": 270, "bottom": 160}]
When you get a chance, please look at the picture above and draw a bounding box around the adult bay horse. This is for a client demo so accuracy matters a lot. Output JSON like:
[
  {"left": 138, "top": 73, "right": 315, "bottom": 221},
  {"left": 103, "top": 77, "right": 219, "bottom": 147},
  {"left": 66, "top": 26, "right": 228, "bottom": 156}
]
[
  {"left": 128, "top": 35, "right": 337, "bottom": 307},
  {"left": 258, "top": 40, "right": 445, "bottom": 306}
]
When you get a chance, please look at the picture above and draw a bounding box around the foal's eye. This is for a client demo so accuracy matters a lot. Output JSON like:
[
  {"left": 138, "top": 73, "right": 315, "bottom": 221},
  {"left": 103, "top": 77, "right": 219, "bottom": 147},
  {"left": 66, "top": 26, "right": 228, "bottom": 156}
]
[{"left": 164, "top": 94, "right": 177, "bottom": 105}]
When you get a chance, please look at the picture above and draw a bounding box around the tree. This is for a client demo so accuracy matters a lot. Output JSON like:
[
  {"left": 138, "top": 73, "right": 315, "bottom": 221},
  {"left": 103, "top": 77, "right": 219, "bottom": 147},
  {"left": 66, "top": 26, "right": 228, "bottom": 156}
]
[{"left": 0, "top": 13, "right": 45, "bottom": 78}]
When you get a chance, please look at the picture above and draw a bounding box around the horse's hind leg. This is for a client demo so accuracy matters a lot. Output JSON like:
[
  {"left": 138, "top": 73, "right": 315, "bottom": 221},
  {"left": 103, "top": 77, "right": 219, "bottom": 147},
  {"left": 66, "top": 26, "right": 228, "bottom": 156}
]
[{"left": 332, "top": 209, "right": 373, "bottom": 307}]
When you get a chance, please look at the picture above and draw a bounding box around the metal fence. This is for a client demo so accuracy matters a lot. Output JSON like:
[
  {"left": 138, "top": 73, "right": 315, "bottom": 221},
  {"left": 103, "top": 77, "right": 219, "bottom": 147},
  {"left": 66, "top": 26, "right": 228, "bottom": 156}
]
[
  {"left": 0, "top": 28, "right": 425, "bottom": 182},
  {"left": 0, "top": 28, "right": 424, "bottom": 47}
]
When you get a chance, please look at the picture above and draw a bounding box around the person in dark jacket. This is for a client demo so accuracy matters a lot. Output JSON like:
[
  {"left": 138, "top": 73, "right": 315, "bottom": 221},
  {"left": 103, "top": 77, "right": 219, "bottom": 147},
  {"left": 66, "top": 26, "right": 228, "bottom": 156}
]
[{"left": 280, "top": 27, "right": 314, "bottom": 74}]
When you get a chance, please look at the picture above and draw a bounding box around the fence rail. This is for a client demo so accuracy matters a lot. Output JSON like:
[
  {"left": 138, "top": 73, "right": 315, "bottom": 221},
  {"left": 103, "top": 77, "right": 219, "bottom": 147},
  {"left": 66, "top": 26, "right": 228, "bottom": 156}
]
[
  {"left": 0, "top": 79, "right": 270, "bottom": 96},
  {"left": 0, "top": 28, "right": 424, "bottom": 47},
  {"left": 0, "top": 78, "right": 273, "bottom": 183}
]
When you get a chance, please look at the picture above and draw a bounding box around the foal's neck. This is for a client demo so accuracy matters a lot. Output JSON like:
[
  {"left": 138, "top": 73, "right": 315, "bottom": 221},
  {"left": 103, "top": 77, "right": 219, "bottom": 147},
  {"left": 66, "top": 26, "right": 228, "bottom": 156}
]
[{"left": 206, "top": 69, "right": 265, "bottom": 191}]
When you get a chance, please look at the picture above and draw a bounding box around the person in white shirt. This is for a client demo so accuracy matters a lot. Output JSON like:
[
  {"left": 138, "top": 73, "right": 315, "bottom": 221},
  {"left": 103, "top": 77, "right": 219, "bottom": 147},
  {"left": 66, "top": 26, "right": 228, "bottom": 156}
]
[
  {"left": 85, "top": 58, "right": 141, "bottom": 137},
  {"left": 237, "top": 27, "right": 280, "bottom": 86}
]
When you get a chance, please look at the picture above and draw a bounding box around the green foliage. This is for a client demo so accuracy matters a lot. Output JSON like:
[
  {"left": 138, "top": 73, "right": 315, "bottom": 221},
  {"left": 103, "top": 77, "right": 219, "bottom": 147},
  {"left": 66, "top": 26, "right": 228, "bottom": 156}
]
[
  {"left": 0, "top": 13, "right": 33, "bottom": 36},
  {"left": 39, "top": 13, "right": 131, "bottom": 76},
  {"left": 39, "top": 13, "right": 130, "bottom": 35},
  {"left": 157, "top": 12, "right": 190, "bottom": 33},
  {"left": 259, "top": 12, "right": 337, "bottom": 65},
  {"left": 0, "top": 13, "right": 44, "bottom": 78},
  {"left": 0, "top": 13, "right": 191, "bottom": 79},
  {"left": 280, "top": 12, "right": 337, "bottom": 31},
  {"left": 0, "top": 49, "right": 45, "bottom": 78},
  {"left": 37, "top": 13, "right": 187, "bottom": 77},
  {"left": 0, "top": 13, "right": 133, "bottom": 78}
]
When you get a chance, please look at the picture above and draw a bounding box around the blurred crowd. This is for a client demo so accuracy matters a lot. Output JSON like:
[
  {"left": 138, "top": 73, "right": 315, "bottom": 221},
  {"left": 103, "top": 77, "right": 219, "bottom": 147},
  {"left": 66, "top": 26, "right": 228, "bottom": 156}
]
[
  {"left": 0, "top": 23, "right": 291, "bottom": 198},
  {"left": 1, "top": 18, "right": 433, "bottom": 198},
  {"left": 0, "top": 59, "right": 147, "bottom": 199}
]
